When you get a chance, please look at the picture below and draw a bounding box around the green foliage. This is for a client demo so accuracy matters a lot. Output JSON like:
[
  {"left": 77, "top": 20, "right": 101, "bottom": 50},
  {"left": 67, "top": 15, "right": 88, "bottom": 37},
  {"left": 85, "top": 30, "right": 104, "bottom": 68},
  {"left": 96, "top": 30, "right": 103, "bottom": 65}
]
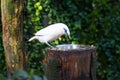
[
  {"left": 24, "top": 0, "right": 45, "bottom": 76},
  {"left": 0, "top": 69, "right": 44, "bottom": 80},
  {"left": 25, "top": 0, "right": 120, "bottom": 79},
  {"left": 0, "top": 0, "right": 120, "bottom": 80}
]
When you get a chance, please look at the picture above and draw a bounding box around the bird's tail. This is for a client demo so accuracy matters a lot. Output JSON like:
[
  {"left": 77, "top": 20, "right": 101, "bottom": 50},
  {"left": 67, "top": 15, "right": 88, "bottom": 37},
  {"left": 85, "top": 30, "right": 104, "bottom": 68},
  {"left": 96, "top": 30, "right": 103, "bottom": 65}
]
[{"left": 28, "top": 36, "right": 37, "bottom": 41}]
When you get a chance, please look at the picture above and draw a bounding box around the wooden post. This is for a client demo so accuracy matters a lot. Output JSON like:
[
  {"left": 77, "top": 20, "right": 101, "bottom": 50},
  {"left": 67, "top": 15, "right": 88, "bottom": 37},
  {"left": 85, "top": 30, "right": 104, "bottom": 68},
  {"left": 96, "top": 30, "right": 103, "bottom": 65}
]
[{"left": 44, "top": 44, "right": 96, "bottom": 80}]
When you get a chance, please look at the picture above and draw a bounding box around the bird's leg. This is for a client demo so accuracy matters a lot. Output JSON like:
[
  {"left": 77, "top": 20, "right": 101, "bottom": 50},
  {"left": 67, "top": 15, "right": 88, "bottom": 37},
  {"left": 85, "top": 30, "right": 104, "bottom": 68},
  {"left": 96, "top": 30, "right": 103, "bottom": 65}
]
[{"left": 45, "top": 42, "right": 54, "bottom": 48}]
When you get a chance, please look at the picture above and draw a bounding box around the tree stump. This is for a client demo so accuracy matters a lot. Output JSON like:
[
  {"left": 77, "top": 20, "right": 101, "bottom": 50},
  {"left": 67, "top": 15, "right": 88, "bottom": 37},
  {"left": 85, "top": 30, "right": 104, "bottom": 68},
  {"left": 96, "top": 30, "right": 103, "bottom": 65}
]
[{"left": 44, "top": 44, "right": 96, "bottom": 80}]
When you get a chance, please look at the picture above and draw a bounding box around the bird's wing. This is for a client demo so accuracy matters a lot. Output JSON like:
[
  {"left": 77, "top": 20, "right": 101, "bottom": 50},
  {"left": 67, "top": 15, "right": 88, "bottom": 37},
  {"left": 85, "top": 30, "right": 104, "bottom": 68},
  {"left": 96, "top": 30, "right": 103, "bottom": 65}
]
[{"left": 35, "top": 23, "right": 64, "bottom": 36}]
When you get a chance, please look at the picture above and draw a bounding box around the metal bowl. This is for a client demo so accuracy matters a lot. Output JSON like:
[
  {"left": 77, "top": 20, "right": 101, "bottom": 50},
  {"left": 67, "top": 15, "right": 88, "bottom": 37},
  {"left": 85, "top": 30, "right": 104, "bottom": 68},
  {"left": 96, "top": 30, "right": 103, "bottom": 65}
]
[{"left": 55, "top": 44, "right": 90, "bottom": 50}]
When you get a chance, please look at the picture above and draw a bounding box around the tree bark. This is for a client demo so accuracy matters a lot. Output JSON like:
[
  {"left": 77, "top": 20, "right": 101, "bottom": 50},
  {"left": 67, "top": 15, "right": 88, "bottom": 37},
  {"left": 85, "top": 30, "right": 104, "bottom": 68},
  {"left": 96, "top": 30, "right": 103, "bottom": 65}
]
[
  {"left": 44, "top": 44, "right": 96, "bottom": 80},
  {"left": 1, "top": 0, "right": 26, "bottom": 75}
]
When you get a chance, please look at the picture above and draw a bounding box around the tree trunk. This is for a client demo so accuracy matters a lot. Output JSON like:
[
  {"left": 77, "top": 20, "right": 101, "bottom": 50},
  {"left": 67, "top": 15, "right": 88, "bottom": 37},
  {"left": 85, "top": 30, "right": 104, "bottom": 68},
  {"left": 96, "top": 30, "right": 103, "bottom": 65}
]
[
  {"left": 1, "top": 0, "right": 26, "bottom": 75},
  {"left": 44, "top": 44, "right": 96, "bottom": 80}
]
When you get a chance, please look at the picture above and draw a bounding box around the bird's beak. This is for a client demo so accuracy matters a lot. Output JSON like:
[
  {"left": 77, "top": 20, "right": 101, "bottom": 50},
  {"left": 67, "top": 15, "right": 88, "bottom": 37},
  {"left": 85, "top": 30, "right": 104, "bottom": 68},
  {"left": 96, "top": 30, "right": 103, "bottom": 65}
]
[{"left": 68, "top": 34, "right": 71, "bottom": 39}]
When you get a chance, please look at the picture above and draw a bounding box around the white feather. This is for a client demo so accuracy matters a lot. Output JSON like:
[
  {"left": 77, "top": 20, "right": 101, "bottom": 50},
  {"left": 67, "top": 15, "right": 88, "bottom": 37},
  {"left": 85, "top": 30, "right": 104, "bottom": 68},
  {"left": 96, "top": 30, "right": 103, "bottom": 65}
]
[
  {"left": 28, "top": 23, "right": 70, "bottom": 47},
  {"left": 35, "top": 23, "right": 66, "bottom": 36},
  {"left": 28, "top": 36, "right": 38, "bottom": 42}
]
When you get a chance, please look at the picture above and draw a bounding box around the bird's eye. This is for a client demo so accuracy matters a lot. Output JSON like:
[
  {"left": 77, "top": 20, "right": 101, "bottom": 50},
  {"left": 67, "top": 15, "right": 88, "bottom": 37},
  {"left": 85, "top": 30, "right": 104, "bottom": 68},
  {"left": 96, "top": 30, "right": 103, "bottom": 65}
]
[{"left": 64, "top": 28, "right": 67, "bottom": 34}]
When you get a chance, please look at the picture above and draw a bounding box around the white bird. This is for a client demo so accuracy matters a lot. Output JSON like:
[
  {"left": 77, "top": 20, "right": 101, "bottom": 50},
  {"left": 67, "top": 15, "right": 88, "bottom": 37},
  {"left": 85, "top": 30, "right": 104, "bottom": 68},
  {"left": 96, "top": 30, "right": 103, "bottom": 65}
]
[{"left": 28, "top": 23, "right": 71, "bottom": 48}]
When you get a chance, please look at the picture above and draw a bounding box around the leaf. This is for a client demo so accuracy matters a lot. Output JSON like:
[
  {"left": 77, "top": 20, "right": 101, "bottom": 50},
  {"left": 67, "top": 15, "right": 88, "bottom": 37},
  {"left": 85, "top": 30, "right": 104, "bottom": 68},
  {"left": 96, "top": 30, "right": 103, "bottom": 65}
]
[{"left": 13, "top": 69, "right": 28, "bottom": 80}]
